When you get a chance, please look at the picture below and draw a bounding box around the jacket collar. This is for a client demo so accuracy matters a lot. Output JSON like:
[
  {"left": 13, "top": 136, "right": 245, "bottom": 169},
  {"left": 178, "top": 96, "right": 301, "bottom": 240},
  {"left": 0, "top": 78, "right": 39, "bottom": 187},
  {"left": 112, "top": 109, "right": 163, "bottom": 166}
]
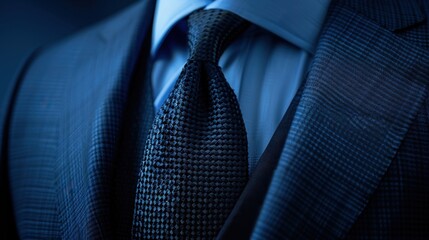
[
  {"left": 338, "top": 0, "right": 425, "bottom": 31},
  {"left": 218, "top": 0, "right": 429, "bottom": 238}
]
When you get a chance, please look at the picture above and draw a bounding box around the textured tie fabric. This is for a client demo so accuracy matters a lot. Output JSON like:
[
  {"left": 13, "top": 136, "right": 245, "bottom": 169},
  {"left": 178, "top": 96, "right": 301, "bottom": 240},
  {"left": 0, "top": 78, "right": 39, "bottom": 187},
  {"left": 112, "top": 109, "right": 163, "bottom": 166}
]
[{"left": 132, "top": 9, "right": 250, "bottom": 239}]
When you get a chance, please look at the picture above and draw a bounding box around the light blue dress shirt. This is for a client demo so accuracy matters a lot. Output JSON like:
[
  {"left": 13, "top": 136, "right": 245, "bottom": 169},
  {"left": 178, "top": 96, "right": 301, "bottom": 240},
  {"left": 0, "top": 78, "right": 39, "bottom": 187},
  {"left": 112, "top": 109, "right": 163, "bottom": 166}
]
[{"left": 151, "top": 0, "right": 330, "bottom": 173}]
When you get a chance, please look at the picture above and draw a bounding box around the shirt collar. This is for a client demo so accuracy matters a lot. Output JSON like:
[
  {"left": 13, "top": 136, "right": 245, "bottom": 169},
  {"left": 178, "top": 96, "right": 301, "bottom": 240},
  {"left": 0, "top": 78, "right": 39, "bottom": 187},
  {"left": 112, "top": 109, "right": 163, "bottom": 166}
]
[{"left": 152, "top": 0, "right": 331, "bottom": 55}]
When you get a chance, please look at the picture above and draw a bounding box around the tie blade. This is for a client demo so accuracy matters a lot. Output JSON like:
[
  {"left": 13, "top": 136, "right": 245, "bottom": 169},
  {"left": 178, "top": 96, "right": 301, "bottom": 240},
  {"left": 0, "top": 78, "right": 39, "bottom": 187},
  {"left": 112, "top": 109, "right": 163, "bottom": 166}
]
[{"left": 132, "top": 61, "right": 248, "bottom": 239}]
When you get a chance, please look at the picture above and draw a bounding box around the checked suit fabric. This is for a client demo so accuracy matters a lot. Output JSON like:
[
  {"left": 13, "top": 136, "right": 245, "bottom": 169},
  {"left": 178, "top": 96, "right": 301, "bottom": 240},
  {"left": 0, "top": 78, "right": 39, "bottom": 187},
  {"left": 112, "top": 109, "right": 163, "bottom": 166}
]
[{"left": 3, "top": 0, "right": 429, "bottom": 239}]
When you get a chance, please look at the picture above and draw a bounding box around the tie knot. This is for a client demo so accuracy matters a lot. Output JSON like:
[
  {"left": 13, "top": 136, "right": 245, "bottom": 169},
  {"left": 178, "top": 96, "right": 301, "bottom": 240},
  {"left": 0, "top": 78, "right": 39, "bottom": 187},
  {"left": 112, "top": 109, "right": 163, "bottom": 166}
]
[{"left": 187, "top": 9, "right": 249, "bottom": 63}]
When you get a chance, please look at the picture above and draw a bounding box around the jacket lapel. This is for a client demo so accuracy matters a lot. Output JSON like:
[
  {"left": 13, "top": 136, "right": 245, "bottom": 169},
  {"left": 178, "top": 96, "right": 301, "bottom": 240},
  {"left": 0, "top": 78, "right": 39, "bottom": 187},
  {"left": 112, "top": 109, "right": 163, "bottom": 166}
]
[
  {"left": 250, "top": 1, "right": 429, "bottom": 239},
  {"left": 54, "top": 1, "right": 155, "bottom": 237},
  {"left": 219, "top": 0, "right": 429, "bottom": 239}
]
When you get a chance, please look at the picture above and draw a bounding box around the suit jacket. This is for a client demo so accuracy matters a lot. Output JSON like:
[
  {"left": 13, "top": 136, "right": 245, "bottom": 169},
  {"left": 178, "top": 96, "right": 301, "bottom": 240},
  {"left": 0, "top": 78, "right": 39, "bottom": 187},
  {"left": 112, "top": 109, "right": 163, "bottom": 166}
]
[{"left": 1, "top": 0, "right": 429, "bottom": 239}]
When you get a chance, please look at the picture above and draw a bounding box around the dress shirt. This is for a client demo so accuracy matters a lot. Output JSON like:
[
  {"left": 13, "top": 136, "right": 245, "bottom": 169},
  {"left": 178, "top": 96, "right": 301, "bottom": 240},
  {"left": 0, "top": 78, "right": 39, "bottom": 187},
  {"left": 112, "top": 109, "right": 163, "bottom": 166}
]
[{"left": 151, "top": 0, "right": 330, "bottom": 174}]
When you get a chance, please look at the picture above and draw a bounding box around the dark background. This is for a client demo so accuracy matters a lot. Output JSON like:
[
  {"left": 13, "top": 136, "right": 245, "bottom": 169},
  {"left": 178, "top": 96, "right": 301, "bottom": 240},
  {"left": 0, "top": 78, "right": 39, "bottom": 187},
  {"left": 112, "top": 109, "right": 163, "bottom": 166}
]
[{"left": 0, "top": 0, "right": 136, "bottom": 110}]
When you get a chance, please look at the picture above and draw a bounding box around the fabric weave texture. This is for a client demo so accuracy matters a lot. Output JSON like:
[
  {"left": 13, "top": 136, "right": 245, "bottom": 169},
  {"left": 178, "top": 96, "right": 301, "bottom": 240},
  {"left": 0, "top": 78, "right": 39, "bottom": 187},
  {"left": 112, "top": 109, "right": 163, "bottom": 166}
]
[{"left": 132, "top": 9, "right": 249, "bottom": 239}]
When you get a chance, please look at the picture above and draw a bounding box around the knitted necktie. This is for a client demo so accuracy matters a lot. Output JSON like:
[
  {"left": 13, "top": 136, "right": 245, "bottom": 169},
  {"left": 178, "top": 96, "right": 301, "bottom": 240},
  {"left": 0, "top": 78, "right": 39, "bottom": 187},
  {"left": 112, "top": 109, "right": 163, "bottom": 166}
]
[{"left": 132, "top": 9, "right": 249, "bottom": 239}]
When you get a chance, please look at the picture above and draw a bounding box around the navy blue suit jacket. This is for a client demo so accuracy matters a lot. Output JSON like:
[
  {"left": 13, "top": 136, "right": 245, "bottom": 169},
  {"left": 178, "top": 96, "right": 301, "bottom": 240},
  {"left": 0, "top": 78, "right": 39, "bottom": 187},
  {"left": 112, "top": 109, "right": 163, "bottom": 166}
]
[{"left": 2, "top": 0, "right": 429, "bottom": 238}]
